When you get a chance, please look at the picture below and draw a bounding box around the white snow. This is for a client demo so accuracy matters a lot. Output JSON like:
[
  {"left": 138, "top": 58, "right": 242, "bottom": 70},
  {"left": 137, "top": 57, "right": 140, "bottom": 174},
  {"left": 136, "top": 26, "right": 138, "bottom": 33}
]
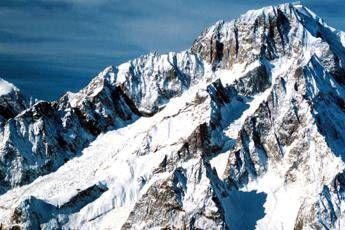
[
  {"left": 243, "top": 122, "right": 344, "bottom": 230},
  {"left": 1, "top": 2, "right": 345, "bottom": 229},
  {"left": 116, "top": 62, "right": 131, "bottom": 84},
  {"left": 339, "top": 31, "right": 345, "bottom": 47},
  {"left": 210, "top": 57, "right": 293, "bottom": 176},
  {"left": 216, "top": 60, "right": 261, "bottom": 86},
  {"left": 0, "top": 78, "right": 17, "bottom": 96},
  {"left": 0, "top": 77, "right": 213, "bottom": 229}
]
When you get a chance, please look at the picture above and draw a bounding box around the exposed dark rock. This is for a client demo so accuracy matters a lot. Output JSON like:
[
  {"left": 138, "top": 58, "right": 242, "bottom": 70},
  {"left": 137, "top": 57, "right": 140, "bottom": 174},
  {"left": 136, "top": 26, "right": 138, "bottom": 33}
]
[
  {"left": 8, "top": 183, "right": 108, "bottom": 229},
  {"left": 233, "top": 64, "right": 271, "bottom": 96},
  {"left": 122, "top": 168, "right": 187, "bottom": 229}
]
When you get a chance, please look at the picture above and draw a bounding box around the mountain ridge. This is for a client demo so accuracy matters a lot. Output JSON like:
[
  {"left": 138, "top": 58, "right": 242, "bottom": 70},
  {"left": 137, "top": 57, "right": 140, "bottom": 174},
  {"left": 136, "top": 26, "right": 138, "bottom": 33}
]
[{"left": 0, "top": 2, "right": 345, "bottom": 229}]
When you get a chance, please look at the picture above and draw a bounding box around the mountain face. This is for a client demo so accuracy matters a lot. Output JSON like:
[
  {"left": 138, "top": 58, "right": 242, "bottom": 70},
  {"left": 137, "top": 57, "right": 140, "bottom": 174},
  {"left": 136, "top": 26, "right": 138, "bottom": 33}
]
[
  {"left": 0, "top": 2, "right": 345, "bottom": 229},
  {"left": 0, "top": 79, "right": 28, "bottom": 124}
]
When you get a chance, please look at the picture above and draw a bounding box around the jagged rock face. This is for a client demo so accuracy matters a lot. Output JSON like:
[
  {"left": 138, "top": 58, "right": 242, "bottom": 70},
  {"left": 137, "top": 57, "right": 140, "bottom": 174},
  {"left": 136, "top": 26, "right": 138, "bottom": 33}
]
[
  {"left": 0, "top": 2, "right": 345, "bottom": 230},
  {"left": 0, "top": 79, "right": 28, "bottom": 124},
  {"left": 293, "top": 170, "right": 345, "bottom": 230},
  {"left": 0, "top": 68, "right": 135, "bottom": 193},
  {"left": 0, "top": 92, "right": 28, "bottom": 124},
  {"left": 8, "top": 183, "right": 108, "bottom": 229},
  {"left": 191, "top": 4, "right": 296, "bottom": 68},
  {"left": 232, "top": 64, "right": 271, "bottom": 96},
  {"left": 117, "top": 51, "right": 204, "bottom": 115},
  {"left": 0, "top": 55, "right": 204, "bottom": 193},
  {"left": 191, "top": 3, "right": 345, "bottom": 81}
]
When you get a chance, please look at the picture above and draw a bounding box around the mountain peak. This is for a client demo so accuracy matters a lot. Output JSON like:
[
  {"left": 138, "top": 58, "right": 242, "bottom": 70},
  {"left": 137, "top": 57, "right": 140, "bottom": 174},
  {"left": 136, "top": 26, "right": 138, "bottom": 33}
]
[
  {"left": 0, "top": 78, "right": 28, "bottom": 123},
  {"left": 0, "top": 3, "right": 345, "bottom": 229},
  {"left": 0, "top": 78, "right": 18, "bottom": 96}
]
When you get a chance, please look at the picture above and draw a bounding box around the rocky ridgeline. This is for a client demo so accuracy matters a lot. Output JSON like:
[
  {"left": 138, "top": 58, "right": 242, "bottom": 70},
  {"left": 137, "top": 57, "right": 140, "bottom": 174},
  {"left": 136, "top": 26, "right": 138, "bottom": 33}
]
[
  {"left": 0, "top": 2, "right": 345, "bottom": 229},
  {"left": 0, "top": 52, "right": 204, "bottom": 194}
]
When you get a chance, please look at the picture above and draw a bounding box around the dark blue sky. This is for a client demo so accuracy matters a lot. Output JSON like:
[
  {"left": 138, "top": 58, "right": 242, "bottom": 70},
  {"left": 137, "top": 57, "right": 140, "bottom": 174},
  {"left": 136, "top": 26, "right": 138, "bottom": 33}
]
[{"left": 0, "top": 0, "right": 344, "bottom": 100}]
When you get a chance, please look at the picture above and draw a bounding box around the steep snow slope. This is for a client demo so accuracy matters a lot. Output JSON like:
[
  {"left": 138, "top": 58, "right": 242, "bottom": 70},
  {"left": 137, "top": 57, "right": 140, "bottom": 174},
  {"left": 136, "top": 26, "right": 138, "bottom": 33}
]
[
  {"left": 0, "top": 51, "right": 203, "bottom": 194},
  {"left": 0, "top": 2, "right": 345, "bottom": 229}
]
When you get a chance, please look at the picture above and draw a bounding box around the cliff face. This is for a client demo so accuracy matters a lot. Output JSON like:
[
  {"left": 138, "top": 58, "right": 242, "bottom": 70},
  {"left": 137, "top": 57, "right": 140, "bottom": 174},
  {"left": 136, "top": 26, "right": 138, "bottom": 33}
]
[
  {"left": 0, "top": 78, "right": 28, "bottom": 123},
  {"left": 0, "top": 3, "right": 345, "bottom": 229}
]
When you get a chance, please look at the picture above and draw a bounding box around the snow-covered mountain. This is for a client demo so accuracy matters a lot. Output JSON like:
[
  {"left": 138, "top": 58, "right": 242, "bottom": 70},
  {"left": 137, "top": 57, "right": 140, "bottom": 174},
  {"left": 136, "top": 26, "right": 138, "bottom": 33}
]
[
  {"left": 0, "top": 2, "right": 345, "bottom": 229},
  {"left": 0, "top": 78, "right": 28, "bottom": 124}
]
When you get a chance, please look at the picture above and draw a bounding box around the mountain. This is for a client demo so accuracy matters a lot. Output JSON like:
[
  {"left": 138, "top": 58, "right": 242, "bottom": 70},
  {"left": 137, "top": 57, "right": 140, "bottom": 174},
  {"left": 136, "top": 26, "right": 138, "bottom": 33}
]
[
  {"left": 0, "top": 2, "right": 345, "bottom": 229},
  {"left": 0, "top": 78, "right": 28, "bottom": 124}
]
